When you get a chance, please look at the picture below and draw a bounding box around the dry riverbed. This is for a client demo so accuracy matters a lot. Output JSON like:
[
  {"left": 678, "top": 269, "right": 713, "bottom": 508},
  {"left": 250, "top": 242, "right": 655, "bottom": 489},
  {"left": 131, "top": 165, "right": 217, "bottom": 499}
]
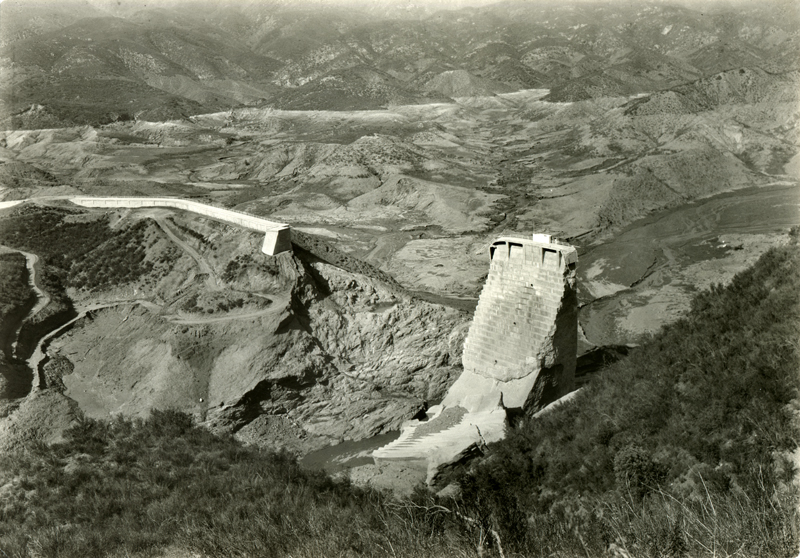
[{"left": 579, "top": 183, "right": 799, "bottom": 346}]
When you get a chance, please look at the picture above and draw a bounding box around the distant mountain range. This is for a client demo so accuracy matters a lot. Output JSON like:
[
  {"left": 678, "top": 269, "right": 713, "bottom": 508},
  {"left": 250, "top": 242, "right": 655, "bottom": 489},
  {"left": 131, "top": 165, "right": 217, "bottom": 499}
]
[{"left": 1, "top": 0, "right": 798, "bottom": 127}]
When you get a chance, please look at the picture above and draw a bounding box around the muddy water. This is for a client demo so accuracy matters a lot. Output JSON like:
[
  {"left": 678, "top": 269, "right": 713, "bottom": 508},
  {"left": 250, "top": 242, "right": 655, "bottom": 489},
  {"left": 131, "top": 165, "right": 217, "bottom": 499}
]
[
  {"left": 578, "top": 182, "right": 800, "bottom": 346},
  {"left": 300, "top": 431, "right": 401, "bottom": 474}
]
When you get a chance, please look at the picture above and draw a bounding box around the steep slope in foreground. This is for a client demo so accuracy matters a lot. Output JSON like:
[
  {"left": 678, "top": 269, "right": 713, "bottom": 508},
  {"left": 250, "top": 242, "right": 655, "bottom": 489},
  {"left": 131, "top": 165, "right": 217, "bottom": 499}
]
[
  {"left": 449, "top": 237, "right": 800, "bottom": 557},
  {"left": 0, "top": 410, "right": 477, "bottom": 558},
  {"left": 0, "top": 232, "right": 797, "bottom": 558}
]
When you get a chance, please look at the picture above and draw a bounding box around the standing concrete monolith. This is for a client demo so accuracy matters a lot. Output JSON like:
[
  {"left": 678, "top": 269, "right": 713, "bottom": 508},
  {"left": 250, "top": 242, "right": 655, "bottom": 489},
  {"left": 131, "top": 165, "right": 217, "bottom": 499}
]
[{"left": 373, "top": 233, "right": 578, "bottom": 483}]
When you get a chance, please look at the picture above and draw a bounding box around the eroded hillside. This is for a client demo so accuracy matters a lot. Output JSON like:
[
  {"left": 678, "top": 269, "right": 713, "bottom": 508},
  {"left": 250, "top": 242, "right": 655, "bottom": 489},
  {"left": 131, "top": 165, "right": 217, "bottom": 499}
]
[
  {"left": 0, "top": 203, "right": 468, "bottom": 454},
  {"left": 0, "top": 0, "right": 798, "bottom": 470},
  {"left": 2, "top": 67, "right": 797, "bottom": 310}
]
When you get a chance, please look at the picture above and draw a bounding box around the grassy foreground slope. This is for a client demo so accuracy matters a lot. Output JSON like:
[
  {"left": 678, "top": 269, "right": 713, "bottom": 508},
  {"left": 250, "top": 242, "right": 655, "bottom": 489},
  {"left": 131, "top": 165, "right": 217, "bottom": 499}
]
[
  {"left": 0, "top": 410, "right": 473, "bottom": 558},
  {"left": 456, "top": 234, "right": 800, "bottom": 557},
  {"left": 0, "top": 236, "right": 797, "bottom": 558}
]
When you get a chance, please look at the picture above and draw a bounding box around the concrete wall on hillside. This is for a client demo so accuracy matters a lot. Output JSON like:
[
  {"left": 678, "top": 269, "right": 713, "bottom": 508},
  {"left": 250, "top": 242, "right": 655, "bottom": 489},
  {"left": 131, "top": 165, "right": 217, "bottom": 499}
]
[
  {"left": 442, "top": 234, "right": 578, "bottom": 413},
  {"left": 70, "top": 197, "right": 291, "bottom": 255}
]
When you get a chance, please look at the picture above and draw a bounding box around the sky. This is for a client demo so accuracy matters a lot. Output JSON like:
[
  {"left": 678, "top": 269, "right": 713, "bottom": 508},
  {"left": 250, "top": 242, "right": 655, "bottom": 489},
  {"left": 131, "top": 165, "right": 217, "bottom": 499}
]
[{"left": 0, "top": 0, "right": 773, "bottom": 7}]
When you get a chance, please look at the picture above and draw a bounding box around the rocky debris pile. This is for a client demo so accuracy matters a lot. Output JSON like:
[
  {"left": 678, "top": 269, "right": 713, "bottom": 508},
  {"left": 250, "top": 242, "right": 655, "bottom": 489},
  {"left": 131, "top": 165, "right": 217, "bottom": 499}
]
[
  {"left": 373, "top": 401, "right": 507, "bottom": 484},
  {"left": 210, "top": 250, "right": 472, "bottom": 448}
]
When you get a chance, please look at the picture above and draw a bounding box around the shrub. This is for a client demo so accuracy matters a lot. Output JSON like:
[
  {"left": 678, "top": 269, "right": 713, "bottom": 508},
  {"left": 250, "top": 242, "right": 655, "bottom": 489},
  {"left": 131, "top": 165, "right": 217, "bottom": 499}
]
[
  {"left": 0, "top": 411, "right": 476, "bottom": 558},
  {"left": 613, "top": 445, "right": 667, "bottom": 501}
]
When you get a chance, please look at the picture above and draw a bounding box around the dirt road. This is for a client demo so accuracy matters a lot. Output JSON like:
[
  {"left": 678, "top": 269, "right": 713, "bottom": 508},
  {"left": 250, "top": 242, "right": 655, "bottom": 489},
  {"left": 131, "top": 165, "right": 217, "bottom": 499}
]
[
  {"left": 155, "top": 218, "right": 220, "bottom": 290},
  {"left": 165, "top": 292, "right": 290, "bottom": 325}
]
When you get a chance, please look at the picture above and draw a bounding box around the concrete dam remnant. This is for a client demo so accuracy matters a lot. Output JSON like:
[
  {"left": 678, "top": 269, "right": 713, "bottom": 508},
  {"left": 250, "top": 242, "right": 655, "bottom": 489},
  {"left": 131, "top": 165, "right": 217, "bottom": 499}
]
[
  {"left": 373, "top": 233, "right": 578, "bottom": 482},
  {"left": 70, "top": 197, "right": 292, "bottom": 255},
  {"left": 446, "top": 233, "right": 578, "bottom": 411}
]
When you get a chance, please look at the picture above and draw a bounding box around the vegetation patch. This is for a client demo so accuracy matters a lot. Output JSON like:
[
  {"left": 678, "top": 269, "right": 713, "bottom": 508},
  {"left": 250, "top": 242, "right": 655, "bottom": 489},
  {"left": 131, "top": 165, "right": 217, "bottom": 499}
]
[
  {"left": 0, "top": 161, "right": 59, "bottom": 189},
  {"left": 0, "top": 252, "right": 35, "bottom": 348},
  {"left": 0, "top": 206, "right": 112, "bottom": 274},
  {"left": 179, "top": 290, "right": 271, "bottom": 315},
  {"left": 0, "top": 206, "right": 111, "bottom": 344},
  {"left": 451, "top": 239, "right": 800, "bottom": 557},
  {"left": 167, "top": 216, "right": 210, "bottom": 245},
  {"left": 221, "top": 252, "right": 279, "bottom": 283},
  {"left": 1, "top": 232, "right": 797, "bottom": 558},
  {"left": 0, "top": 252, "right": 36, "bottom": 398},
  {"left": 0, "top": 206, "right": 180, "bottom": 296},
  {"left": 0, "top": 410, "right": 470, "bottom": 558},
  {"left": 69, "top": 220, "right": 179, "bottom": 292}
]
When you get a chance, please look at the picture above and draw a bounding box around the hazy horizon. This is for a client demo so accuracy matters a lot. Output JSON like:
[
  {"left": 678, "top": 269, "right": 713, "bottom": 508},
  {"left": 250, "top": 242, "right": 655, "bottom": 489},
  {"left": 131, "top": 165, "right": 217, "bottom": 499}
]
[{"left": 1, "top": 0, "right": 791, "bottom": 11}]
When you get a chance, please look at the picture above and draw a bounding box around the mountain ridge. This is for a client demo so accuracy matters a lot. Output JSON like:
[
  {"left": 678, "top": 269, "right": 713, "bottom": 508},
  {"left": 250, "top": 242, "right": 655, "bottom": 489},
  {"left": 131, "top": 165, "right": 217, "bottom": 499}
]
[{"left": 2, "top": 0, "right": 797, "bottom": 127}]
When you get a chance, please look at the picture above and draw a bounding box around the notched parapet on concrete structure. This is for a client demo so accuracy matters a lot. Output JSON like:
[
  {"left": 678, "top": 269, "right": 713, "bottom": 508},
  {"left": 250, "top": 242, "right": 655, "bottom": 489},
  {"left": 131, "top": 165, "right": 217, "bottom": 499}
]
[
  {"left": 373, "top": 233, "right": 578, "bottom": 483},
  {"left": 446, "top": 234, "right": 578, "bottom": 412},
  {"left": 70, "top": 197, "right": 291, "bottom": 256}
]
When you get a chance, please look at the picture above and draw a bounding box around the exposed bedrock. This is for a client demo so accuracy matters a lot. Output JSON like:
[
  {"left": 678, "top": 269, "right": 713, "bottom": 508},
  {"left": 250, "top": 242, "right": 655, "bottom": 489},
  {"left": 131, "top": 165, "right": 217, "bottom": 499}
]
[
  {"left": 373, "top": 234, "right": 578, "bottom": 483},
  {"left": 37, "top": 248, "right": 468, "bottom": 454}
]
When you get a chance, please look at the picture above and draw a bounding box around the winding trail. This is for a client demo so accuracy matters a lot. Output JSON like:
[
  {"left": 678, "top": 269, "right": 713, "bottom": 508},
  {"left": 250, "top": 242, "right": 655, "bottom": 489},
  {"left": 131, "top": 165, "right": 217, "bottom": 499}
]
[{"left": 155, "top": 217, "right": 220, "bottom": 290}]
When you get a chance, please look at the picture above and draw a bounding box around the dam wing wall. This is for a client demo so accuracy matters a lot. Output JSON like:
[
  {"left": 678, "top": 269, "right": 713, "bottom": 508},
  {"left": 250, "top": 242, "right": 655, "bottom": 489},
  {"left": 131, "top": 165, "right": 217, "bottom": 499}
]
[{"left": 69, "top": 197, "right": 291, "bottom": 255}]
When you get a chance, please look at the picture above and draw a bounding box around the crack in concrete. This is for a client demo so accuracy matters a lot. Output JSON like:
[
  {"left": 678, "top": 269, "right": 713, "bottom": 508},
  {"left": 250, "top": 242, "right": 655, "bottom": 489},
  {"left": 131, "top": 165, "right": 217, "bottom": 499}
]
[{"left": 474, "top": 424, "right": 487, "bottom": 449}]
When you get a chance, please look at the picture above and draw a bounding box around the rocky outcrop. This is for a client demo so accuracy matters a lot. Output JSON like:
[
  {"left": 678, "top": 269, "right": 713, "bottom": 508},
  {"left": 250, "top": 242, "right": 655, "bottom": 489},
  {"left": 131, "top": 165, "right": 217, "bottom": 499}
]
[
  {"left": 41, "top": 242, "right": 468, "bottom": 454},
  {"left": 373, "top": 234, "right": 578, "bottom": 482}
]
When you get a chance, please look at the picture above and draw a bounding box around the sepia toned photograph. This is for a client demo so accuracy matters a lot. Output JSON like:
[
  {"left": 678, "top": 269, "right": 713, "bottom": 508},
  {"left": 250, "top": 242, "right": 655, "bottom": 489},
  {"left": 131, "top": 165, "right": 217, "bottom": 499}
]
[{"left": 0, "top": 0, "right": 798, "bottom": 556}]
